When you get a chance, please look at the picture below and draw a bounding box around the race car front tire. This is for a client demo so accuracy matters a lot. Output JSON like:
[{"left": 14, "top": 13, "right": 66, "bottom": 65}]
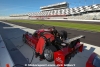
[{"left": 44, "top": 45, "right": 57, "bottom": 62}]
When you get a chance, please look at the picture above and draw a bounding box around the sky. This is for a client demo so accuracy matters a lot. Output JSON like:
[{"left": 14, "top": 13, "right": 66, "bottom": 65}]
[{"left": 0, "top": 0, "right": 100, "bottom": 16}]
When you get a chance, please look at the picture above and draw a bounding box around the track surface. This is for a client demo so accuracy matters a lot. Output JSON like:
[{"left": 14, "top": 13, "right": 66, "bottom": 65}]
[
  {"left": 5, "top": 21, "right": 100, "bottom": 47},
  {"left": 0, "top": 21, "right": 100, "bottom": 67},
  {"left": 4, "top": 20, "right": 100, "bottom": 25}
]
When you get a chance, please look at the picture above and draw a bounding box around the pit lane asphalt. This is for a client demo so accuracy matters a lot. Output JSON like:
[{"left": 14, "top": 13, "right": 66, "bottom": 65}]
[
  {"left": 0, "top": 22, "right": 29, "bottom": 65},
  {"left": 3, "top": 21, "right": 100, "bottom": 47}
]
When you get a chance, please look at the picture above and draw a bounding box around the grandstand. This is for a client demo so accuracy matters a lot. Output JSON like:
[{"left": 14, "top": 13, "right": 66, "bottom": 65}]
[
  {"left": 1, "top": 2, "right": 100, "bottom": 20},
  {"left": 40, "top": 2, "right": 69, "bottom": 11}
]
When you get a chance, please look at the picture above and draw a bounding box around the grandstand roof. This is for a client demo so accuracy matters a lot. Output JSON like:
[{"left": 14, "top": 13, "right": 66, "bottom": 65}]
[{"left": 40, "top": 2, "right": 68, "bottom": 9}]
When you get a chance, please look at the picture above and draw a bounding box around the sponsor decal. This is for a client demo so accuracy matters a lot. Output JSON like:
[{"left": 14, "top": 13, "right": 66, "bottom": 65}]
[{"left": 56, "top": 57, "right": 63, "bottom": 63}]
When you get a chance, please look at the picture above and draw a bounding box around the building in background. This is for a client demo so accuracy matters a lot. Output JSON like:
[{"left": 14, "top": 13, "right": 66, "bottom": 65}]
[
  {"left": 7, "top": 2, "right": 100, "bottom": 20},
  {"left": 40, "top": 2, "right": 69, "bottom": 11}
]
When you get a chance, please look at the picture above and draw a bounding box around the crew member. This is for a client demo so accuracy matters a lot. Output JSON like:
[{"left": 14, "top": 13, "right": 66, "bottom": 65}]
[{"left": 35, "top": 32, "right": 55, "bottom": 60}]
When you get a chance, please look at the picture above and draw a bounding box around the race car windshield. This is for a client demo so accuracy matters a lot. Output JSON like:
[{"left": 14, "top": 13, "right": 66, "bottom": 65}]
[{"left": 93, "top": 55, "right": 100, "bottom": 67}]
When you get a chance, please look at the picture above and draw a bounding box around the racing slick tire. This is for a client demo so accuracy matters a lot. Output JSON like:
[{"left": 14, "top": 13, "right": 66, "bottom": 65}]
[
  {"left": 22, "top": 34, "right": 27, "bottom": 43},
  {"left": 44, "top": 45, "right": 57, "bottom": 62},
  {"left": 59, "top": 30, "right": 67, "bottom": 40}
]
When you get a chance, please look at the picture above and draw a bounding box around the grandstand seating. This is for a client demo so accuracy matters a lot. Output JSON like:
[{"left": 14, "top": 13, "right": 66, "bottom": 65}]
[{"left": 1, "top": 4, "right": 100, "bottom": 20}]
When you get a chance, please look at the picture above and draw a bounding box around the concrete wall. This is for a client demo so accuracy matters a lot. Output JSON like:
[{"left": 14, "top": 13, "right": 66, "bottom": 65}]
[
  {"left": 0, "top": 12, "right": 100, "bottom": 20},
  {"left": 0, "top": 16, "right": 29, "bottom": 20}
]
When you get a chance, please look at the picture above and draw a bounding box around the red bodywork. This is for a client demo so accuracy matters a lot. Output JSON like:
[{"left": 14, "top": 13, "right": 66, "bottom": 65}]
[
  {"left": 54, "top": 43, "right": 83, "bottom": 67},
  {"left": 25, "top": 33, "right": 38, "bottom": 48},
  {"left": 86, "top": 53, "right": 97, "bottom": 67},
  {"left": 23, "top": 28, "right": 84, "bottom": 67},
  {"left": 24, "top": 29, "right": 52, "bottom": 48}
]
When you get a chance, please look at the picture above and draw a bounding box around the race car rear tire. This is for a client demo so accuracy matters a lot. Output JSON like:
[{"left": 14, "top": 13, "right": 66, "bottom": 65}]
[{"left": 44, "top": 45, "right": 57, "bottom": 62}]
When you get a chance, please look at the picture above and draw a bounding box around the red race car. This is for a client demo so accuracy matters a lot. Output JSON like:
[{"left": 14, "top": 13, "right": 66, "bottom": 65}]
[
  {"left": 23, "top": 27, "right": 85, "bottom": 67},
  {"left": 86, "top": 52, "right": 100, "bottom": 67}
]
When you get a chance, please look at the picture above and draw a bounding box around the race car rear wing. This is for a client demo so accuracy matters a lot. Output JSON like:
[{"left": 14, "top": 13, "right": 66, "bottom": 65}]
[
  {"left": 63, "top": 35, "right": 85, "bottom": 44},
  {"left": 54, "top": 35, "right": 85, "bottom": 67}
]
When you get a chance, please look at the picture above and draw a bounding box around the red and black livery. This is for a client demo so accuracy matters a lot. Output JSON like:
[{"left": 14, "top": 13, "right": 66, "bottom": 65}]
[{"left": 22, "top": 27, "right": 85, "bottom": 67}]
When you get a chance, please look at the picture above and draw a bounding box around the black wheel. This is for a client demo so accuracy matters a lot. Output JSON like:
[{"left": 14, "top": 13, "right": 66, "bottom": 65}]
[
  {"left": 59, "top": 30, "right": 67, "bottom": 40},
  {"left": 22, "top": 34, "right": 27, "bottom": 43},
  {"left": 44, "top": 45, "right": 57, "bottom": 62}
]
